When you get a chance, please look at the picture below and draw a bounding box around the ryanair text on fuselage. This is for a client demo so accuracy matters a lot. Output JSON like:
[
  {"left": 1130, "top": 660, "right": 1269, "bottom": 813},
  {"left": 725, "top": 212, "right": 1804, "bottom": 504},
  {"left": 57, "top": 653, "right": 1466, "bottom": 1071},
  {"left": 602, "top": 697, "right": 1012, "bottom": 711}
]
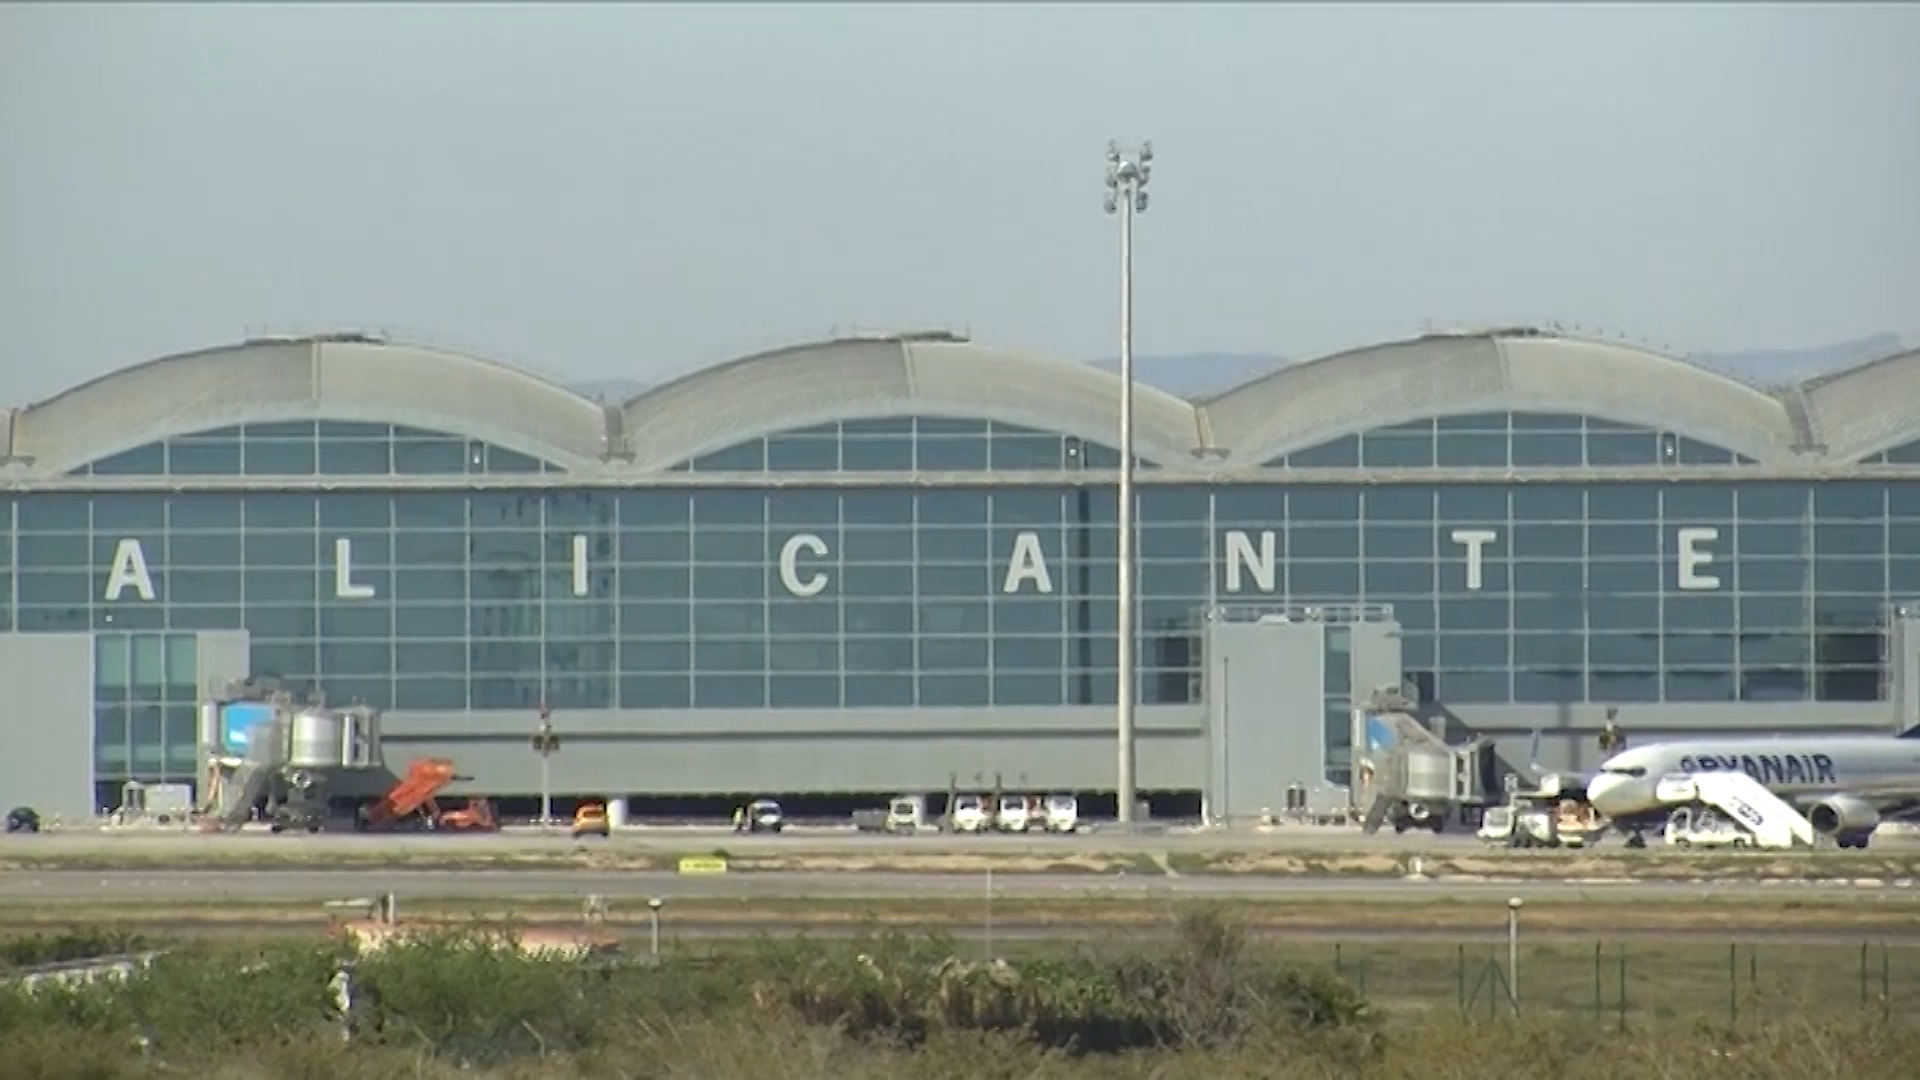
[{"left": 1676, "top": 752, "right": 1839, "bottom": 786}]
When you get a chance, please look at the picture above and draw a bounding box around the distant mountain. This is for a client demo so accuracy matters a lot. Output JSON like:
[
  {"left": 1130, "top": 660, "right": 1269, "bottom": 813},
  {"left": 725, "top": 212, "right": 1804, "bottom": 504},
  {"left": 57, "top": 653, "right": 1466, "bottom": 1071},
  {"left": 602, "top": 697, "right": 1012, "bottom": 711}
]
[
  {"left": 1686, "top": 333, "right": 1909, "bottom": 386},
  {"left": 1089, "top": 352, "right": 1288, "bottom": 398},
  {"left": 567, "top": 378, "right": 652, "bottom": 403},
  {"left": 566, "top": 334, "right": 1911, "bottom": 403}
]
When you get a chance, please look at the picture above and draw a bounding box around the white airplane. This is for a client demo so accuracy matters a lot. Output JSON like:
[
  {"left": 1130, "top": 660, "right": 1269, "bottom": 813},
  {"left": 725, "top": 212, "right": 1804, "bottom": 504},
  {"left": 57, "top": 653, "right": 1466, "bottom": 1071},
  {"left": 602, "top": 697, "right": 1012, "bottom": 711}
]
[{"left": 1585, "top": 729, "right": 1920, "bottom": 849}]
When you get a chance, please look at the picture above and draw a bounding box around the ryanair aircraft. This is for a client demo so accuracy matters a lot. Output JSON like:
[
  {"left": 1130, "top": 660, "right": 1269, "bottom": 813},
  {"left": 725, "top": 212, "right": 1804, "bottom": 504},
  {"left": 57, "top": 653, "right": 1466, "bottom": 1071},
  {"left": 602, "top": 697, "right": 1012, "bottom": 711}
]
[{"left": 1585, "top": 729, "right": 1920, "bottom": 849}]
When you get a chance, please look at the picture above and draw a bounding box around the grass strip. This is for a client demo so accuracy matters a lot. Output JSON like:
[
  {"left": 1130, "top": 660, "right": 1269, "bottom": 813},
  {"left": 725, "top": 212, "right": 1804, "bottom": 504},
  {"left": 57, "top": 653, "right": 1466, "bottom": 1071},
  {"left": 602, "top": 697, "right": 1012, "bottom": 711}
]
[
  {"left": 2, "top": 894, "right": 1916, "bottom": 934},
  {"left": 6, "top": 847, "right": 1920, "bottom": 879}
]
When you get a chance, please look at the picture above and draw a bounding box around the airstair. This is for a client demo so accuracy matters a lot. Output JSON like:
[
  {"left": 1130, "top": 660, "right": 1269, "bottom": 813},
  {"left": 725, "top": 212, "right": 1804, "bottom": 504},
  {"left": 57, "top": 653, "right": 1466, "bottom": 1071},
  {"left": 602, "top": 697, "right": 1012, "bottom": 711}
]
[
  {"left": 201, "top": 735, "right": 279, "bottom": 830},
  {"left": 1654, "top": 772, "right": 1815, "bottom": 848}
]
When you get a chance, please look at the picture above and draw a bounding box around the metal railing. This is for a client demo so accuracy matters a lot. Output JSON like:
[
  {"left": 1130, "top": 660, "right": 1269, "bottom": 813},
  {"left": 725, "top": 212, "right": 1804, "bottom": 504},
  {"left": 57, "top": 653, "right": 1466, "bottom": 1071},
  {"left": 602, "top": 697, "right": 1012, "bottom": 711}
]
[{"left": 1205, "top": 601, "right": 1396, "bottom": 625}]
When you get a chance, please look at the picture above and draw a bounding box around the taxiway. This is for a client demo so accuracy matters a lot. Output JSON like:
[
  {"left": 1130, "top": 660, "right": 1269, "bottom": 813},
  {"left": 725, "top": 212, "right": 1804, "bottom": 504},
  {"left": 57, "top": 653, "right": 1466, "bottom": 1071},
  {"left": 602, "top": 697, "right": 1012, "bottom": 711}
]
[
  {"left": 1, "top": 825, "right": 1484, "bottom": 857},
  {"left": 1, "top": 868, "right": 1914, "bottom": 905},
  {"left": 7, "top": 823, "right": 1918, "bottom": 861}
]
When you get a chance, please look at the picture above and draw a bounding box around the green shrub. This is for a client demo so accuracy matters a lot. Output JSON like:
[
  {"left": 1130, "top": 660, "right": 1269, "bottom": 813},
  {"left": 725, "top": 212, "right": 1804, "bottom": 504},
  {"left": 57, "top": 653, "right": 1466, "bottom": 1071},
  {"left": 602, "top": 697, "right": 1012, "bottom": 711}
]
[
  {"left": 753, "top": 911, "right": 1375, "bottom": 1054},
  {"left": 352, "top": 930, "right": 613, "bottom": 1065},
  {"left": 0, "top": 938, "right": 343, "bottom": 1052},
  {"left": 1, "top": 917, "right": 1915, "bottom": 1077},
  {"left": 0, "top": 929, "right": 151, "bottom": 970}
]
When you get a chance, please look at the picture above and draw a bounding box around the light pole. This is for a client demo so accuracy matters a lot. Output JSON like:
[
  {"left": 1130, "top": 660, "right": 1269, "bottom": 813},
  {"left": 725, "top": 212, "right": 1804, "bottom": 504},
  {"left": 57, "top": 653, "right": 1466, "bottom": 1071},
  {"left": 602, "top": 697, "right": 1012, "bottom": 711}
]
[
  {"left": 1507, "top": 896, "right": 1524, "bottom": 1014},
  {"left": 1104, "top": 139, "right": 1152, "bottom": 824},
  {"left": 531, "top": 704, "right": 560, "bottom": 829}
]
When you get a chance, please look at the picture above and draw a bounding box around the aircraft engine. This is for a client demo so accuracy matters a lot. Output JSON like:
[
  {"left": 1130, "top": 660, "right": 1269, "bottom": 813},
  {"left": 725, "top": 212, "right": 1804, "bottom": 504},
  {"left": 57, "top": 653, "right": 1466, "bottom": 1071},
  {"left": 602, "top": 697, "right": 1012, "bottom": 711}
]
[{"left": 1804, "top": 794, "right": 1879, "bottom": 837}]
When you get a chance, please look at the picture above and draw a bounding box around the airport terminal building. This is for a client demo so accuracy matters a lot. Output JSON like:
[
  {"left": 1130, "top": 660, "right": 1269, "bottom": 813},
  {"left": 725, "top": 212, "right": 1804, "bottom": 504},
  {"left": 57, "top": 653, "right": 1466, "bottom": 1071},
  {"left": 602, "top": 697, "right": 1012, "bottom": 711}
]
[{"left": 5, "top": 327, "right": 1920, "bottom": 818}]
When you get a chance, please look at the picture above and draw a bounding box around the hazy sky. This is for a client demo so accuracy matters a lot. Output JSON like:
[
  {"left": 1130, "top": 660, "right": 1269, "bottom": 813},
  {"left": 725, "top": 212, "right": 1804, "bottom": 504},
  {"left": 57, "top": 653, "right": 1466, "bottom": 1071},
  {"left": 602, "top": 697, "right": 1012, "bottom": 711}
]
[{"left": 3, "top": 3, "right": 1916, "bottom": 402}]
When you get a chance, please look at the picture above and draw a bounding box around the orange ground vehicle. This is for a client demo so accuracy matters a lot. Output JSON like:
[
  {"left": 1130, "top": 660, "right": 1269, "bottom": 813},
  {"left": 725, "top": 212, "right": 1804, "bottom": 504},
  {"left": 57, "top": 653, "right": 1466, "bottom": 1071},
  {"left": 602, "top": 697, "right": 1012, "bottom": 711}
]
[
  {"left": 357, "top": 759, "right": 499, "bottom": 833},
  {"left": 572, "top": 802, "right": 610, "bottom": 838},
  {"left": 433, "top": 798, "right": 498, "bottom": 832}
]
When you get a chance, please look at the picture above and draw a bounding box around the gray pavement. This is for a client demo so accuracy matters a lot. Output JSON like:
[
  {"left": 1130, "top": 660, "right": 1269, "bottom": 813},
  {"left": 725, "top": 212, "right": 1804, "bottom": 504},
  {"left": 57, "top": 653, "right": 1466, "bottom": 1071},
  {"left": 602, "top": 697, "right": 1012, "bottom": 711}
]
[
  {"left": 2, "top": 868, "right": 1916, "bottom": 904},
  {"left": 6, "top": 823, "right": 1917, "bottom": 860},
  {"left": 3, "top": 825, "right": 1497, "bottom": 856}
]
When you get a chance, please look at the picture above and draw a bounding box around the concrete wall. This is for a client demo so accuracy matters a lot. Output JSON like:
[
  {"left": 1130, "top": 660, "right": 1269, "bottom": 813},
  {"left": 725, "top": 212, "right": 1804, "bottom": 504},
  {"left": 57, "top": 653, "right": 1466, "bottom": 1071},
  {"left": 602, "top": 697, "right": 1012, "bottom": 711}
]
[
  {"left": 1890, "top": 613, "right": 1920, "bottom": 732},
  {"left": 1202, "top": 620, "right": 1326, "bottom": 818},
  {"left": 375, "top": 692, "right": 1907, "bottom": 799},
  {"left": 1349, "top": 624, "right": 1405, "bottom": 711},
  {"left": 379, "top": 705, "right": 1204, "bottom": 797},
  {"left": 0, "top": 634, "right": 95, "bottom": 820}
]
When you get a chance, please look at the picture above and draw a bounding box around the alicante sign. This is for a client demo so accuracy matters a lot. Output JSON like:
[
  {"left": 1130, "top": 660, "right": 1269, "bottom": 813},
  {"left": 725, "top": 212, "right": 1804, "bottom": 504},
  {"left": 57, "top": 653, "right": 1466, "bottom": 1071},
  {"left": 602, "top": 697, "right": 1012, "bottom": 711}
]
[{"left": 92, "top": 524, "right": 1735, "bottom": 603}]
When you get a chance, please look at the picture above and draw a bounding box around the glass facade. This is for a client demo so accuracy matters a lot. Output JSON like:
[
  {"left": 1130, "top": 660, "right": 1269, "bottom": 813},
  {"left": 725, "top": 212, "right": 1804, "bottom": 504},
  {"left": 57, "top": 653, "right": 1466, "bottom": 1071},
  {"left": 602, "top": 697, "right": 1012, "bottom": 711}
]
[
  {"left": 1270, "top": 412, "right": 1759, "bottom": 469},
  {"left": 75, "top": 421, "right": 561, "bottom": 477},
  {"left": 19, "top": 410, "right": 1920, "bottom": 788},
  {"left": 92, "top": 633, "right": 200, "bottom": 788},
  {"left": 673, "top": 417, "right": 1150, "bottom": 472}
]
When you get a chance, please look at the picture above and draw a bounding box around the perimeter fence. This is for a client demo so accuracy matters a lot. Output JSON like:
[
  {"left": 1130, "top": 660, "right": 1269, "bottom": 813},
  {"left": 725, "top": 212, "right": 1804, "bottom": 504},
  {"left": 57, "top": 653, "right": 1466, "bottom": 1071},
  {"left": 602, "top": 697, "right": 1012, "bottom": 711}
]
[{"left": 1311, "top": 939, "right": 1909, "bottom": 1028}]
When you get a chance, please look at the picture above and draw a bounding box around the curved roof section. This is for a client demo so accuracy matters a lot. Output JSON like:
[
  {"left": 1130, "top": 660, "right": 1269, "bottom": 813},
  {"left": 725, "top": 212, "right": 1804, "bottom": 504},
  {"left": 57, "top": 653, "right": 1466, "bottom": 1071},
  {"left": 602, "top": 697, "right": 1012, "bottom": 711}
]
[
  {"left": 618, "top": 334, "right": 1203, "bottom": 470},
  {"left": 5, "top": 336, "right": 613, "bottom": 475},
  {"left": 12, "top": 327, "right": 1920, "bottom": 479},
  {"left": 1201, "top": 331, "right": 1803, "bottom": 465},
  {"left": 1796, "top": 345, "right": 1920, "bottom": 461}
]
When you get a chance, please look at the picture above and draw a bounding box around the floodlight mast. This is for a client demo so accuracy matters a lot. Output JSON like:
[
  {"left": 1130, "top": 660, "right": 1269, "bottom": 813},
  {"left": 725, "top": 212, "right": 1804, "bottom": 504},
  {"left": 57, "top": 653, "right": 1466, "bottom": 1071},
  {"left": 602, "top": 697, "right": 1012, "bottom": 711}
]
[{"left": 1104, "top": 140, "right": 1151, "bottom": 824}]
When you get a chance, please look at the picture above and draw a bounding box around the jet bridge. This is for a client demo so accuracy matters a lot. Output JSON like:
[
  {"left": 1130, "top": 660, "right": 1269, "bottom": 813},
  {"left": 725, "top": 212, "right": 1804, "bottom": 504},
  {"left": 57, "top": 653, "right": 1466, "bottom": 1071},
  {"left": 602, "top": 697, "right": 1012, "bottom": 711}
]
[
  {"left": 1355, "top": 688, "right": 1496, "bottom": 835},
  {"left": 198, "top": 682, "right": 386, "bottom": 832}
]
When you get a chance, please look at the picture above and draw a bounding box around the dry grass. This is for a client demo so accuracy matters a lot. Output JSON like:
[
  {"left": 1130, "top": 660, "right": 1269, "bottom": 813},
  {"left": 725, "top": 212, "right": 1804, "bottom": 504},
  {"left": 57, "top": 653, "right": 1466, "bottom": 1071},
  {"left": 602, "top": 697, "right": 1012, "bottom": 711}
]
[
  {"left": 5, "top": 1017, "right": 1911, "bottom": 1080},
  {"left": 0, "top": 918, "right": 1914, "bottom": 1080},
  {"left": 6, "top": 843, "right": 1920, "bottom": 880},
  {"left": 2, "top": 894, "right": 1918, "bottom": 936}
]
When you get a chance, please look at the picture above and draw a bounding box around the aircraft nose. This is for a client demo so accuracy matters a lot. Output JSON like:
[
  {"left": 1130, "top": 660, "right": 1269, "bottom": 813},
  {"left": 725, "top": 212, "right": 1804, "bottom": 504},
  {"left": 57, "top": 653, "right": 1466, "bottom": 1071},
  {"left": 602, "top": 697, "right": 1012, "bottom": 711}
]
[{"left": 1587, "top": 775, "right": 1630, "bottom": 815}]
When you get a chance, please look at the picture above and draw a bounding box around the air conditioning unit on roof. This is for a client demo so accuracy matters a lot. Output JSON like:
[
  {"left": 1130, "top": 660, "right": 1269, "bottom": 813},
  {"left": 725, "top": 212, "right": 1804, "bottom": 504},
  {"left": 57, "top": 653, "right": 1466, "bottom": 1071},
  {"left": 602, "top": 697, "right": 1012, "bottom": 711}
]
[
  {"left": 844, "top": 328, "right": 970, "bottom": 344},
  {"left": 242, "top": 329, "right": 389, "bottom": 347}
]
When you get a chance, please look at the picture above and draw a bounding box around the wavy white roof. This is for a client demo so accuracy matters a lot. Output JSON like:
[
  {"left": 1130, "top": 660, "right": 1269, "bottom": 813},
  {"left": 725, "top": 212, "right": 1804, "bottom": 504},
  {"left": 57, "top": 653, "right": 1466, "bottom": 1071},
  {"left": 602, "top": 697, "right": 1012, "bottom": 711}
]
[{"left": 3, "top": 328, "right": 1915, "bottom": 477}]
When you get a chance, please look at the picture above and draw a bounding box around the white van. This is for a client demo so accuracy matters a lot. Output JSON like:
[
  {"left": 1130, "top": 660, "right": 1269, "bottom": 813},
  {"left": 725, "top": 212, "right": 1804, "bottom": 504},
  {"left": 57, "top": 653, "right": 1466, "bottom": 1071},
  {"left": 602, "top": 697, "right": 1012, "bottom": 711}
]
[
  {"left": 1043, "top": 794, "right": 1080, "bottom": 833},
  {"left": 995, "top": 794, "right": 1032, "bottom": 833},
  {"left": 950, "top": 794, "right": 990, "bottom": 833}
]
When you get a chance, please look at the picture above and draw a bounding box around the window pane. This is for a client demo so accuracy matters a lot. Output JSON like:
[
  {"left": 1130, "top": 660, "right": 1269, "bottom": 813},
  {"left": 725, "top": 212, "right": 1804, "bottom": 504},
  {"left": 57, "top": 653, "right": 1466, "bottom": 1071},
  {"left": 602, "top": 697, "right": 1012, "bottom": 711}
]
[
  {"left": 96, "top": 637, "right": 129, "bottom": 691},
  {"left": 166, "top": 634, "right": 198, "bottom": 694},
  {"left": 130, "top": 635, "right": 165, "bottom": 688}
]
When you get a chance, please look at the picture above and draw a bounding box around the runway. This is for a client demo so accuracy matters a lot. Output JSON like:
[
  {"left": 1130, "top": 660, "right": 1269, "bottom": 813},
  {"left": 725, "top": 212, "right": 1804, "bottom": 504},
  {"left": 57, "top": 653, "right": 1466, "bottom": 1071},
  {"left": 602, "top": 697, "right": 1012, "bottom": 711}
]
[
  {"left": 4, "top": 825, "right": 1501, "bottom": 857},
  {"left": 7, "top": 823, "right": 1918, "bottom": 859},
  {"left": 2, "top": 869, "right": 1916, "bottom": 905}
]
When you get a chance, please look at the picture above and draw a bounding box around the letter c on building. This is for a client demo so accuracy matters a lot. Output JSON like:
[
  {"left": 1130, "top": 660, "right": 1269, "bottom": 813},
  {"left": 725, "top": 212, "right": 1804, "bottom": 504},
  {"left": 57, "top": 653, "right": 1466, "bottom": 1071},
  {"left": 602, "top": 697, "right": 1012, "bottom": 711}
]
[{"left": 778, "top": 533, "right": 830, "bottom": 598}]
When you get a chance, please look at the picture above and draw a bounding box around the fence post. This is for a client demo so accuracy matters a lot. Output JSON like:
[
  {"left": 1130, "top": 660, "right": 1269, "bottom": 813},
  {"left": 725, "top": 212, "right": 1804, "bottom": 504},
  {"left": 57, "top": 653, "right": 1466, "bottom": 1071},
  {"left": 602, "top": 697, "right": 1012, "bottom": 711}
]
[
  {"left": 1728, "top": 944, "right": 1738, "bottom": 1026},
  {"left": 1881, "top": 944, "right": 1892, "bottom": 1023},
  {"left": 1617, "top": 945, "right": 1629, "bottom": 1033},
  {"left": 1457, "top": 945, "right": 1467, "bottom": 1014},
  {"left": 1593, "top": 942, "right": 1604, "bottom": 1021},
  {"left": 1748, "top": 946, "right": 1758, "bottom": 998},
  {"left": 1860, "top": 942, "right": 1870, "bottom": 1009},
  {"left": 1334, "top": 942, "right": 1343, "bottom": 980},
  {"left": 1506, "top": 897, "right": 1523, "bottom": 1017}
]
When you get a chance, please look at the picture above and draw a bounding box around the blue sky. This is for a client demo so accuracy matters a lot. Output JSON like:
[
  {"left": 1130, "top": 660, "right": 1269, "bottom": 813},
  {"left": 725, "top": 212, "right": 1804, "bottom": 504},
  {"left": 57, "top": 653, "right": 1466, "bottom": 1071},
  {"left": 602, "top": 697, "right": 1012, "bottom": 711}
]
[{"left": 3, "top": 3, "right": 1915, "bottom": 401}]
